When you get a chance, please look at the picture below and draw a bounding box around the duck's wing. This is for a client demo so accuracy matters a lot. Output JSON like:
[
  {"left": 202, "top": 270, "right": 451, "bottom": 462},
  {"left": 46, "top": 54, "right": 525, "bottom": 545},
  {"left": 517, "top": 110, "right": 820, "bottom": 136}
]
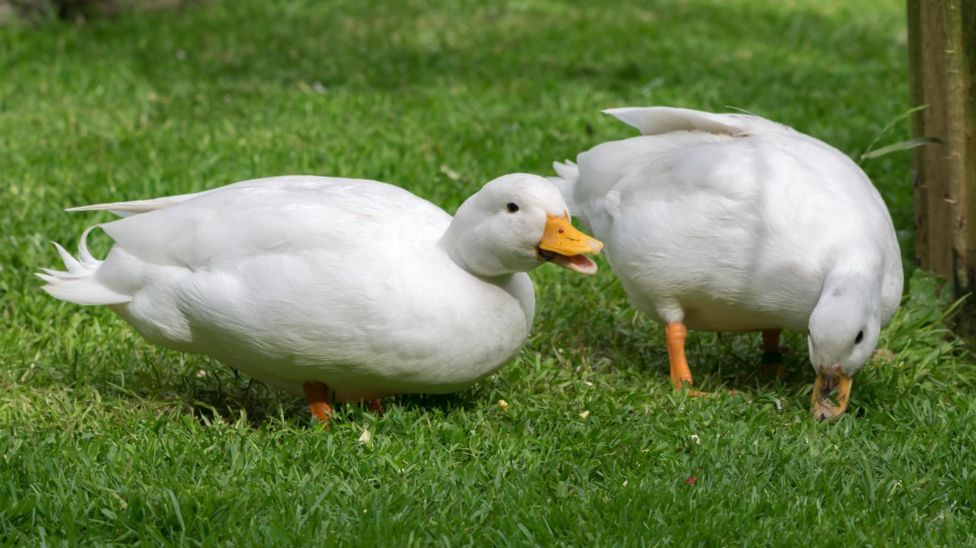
[
  {"left": 575, "top": 107, "right": 820, "bottom": 208},
  {"left": 603, "top": 106, "right": 794, "bottom": 137},
  {"left": 97, "top": 176, "right": 450, "bottom": 269},
  {"left": 563, "top": 108, "right": 778, "bottom": 213},
  {"left": 566, "top": 126, "right": 729, "bottom": 228},
  {"left": 566, "top": 107, "right": 825, "bottom": 234}
]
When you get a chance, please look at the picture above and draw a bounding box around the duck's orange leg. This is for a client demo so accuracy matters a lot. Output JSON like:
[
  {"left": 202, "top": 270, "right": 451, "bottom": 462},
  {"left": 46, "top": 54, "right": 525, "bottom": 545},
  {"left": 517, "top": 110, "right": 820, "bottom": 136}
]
[
  {"left": 760, "top": 329, "right": 786, "bottom": 381},
  {"left": 665, "top": 322, "right": 694, "bottom": 389},
  {"left": 303, "top": 381, "right": 333, "bottom": 426}
]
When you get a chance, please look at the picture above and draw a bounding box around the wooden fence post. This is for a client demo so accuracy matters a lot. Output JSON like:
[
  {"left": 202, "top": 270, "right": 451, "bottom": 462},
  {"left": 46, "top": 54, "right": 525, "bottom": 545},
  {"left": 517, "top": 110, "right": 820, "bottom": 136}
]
[{"left": 907, "top": 0, "right": 975, "bottom": 337}]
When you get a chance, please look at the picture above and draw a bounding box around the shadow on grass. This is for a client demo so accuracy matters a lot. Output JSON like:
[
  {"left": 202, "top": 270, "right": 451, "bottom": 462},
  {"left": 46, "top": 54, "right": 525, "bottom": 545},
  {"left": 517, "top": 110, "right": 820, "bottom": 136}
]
[
  {"left": 162, "top": 361, "right": 480, "bottom": 429},
  {"left": 180, "top": 376, "right": 301, "bottom": 428}
]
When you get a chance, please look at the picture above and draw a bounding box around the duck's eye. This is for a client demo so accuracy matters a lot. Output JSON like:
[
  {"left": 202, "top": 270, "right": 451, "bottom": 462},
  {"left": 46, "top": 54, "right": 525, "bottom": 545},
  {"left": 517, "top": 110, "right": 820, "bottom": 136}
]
[
  {"left": 506, "top": 202, "right": 519, "bottom": 213},
  {"left": 854, "top": 330, "right": 864, "bottom": 345}
]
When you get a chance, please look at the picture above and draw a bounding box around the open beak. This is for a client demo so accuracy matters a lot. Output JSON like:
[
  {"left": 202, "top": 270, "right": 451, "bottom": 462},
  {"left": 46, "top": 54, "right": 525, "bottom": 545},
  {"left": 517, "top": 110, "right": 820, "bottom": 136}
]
[
  {"left": 811, "top": 367, "right": 853, "bottom": 420},
  {"left": 537, "top": 213, "right": 603, "bottom": 274}
]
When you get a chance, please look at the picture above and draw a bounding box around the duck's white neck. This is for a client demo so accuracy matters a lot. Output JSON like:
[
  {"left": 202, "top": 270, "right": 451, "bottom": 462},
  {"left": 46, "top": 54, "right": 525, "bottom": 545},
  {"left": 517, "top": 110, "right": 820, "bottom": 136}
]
[{"left": 440, "top": 217, "right": 513, "bottom": 279}]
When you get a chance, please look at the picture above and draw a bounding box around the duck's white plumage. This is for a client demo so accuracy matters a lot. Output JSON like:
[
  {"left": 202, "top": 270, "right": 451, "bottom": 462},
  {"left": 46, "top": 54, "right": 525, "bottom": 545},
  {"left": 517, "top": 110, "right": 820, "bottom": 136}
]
[
  {"left": 40, "top": 174, "right": 601, "bottom": 402},
  {"left": 552, "top": 107, "right": 902, "bottom": 384}
]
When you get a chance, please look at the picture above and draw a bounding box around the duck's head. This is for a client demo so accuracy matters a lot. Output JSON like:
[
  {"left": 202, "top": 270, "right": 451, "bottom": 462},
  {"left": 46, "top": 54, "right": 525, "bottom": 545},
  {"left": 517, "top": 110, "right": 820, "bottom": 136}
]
[
  {"left": 443, "top": 173, "right": 603, "bottom": 278},
  {"left": 807, "top": 270, "right": 882, "bottom": 420}
]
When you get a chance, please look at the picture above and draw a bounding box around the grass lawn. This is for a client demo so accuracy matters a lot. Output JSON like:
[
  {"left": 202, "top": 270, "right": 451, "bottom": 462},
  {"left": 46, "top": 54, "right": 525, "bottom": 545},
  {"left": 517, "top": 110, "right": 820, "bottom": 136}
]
[{"left": 2, "top": 0, "right": 975, "bottom": 544}]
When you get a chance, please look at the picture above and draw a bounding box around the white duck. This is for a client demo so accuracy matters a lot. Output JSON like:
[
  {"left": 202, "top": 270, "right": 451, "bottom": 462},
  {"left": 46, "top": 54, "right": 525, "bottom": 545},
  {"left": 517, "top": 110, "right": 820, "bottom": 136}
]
[
  {"left": 39, "top": 174, "right": 603, "bottom": 424},
  {"left": 551, "top": 107, "right": 903, "bottom": 419}
]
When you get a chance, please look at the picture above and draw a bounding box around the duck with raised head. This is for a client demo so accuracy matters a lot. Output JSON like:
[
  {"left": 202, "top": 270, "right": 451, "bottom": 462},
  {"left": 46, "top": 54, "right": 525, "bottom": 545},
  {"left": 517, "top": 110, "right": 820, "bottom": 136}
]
[{"left": 40, "top": 173, "right": 603, "bottom": 424}]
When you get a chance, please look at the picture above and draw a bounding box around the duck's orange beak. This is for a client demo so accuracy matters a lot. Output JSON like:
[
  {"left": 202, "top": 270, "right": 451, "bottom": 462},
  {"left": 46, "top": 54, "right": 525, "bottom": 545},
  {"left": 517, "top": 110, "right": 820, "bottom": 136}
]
[
  {"left": 811, "top": 367, "right": 853, "bottom": 420},
  {"left": 537, "top": 213, "right": 603, "bottom": 274}
]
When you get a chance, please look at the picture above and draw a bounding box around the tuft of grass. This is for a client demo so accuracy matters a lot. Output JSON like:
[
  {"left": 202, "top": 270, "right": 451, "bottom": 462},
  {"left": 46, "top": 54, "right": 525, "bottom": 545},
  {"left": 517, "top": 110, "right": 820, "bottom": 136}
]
[{"left": 3, "top": 0, "right": 974, "bottom": 544}]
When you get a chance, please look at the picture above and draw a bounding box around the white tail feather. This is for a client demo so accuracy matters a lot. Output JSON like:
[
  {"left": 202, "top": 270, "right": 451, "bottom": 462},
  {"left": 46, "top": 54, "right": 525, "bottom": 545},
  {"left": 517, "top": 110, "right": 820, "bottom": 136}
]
[
  {"left": 548, "top": 160, "right": 579, "bottom": 211},
  {"left": 552, "top": 159, "right": 578, "bottom": 180},
  {"left": 37, "top": 226, "right": 132, "bottom": 305}
]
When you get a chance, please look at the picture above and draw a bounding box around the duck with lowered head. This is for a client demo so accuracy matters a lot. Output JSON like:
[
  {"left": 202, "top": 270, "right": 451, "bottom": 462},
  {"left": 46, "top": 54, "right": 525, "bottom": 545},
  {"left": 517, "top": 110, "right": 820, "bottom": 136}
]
[{"left": 551, "top": 106, "right": 902, "bottom": 419}]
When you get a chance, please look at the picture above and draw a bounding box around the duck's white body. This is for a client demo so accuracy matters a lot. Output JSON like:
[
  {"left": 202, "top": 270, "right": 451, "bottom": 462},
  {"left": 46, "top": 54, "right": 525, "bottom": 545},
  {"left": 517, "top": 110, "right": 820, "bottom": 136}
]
[
  {"left": 553, "top": 107, "right": 902, "bottom": 337},
  {"left": 41, "top": 176, "right": 539, "bottom": 401}
]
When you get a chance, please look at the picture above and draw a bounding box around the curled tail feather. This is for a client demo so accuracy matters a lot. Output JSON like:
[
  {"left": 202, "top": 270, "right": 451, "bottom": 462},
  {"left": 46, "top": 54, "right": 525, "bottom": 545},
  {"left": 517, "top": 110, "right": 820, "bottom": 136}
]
[
  {"left": 37, "top": 226, "right": 132, "bottom": 305},
  {"left": 552, "top": 159, "right": 579, "bottom": 181},
  {"left": 548, "top": 159, "right": 579, "bottom": 211}
]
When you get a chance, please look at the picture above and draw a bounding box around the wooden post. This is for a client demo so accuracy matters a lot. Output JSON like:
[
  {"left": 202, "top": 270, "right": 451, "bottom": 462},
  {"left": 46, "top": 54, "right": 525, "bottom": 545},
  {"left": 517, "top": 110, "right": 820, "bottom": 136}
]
[{"left": 908, "top": 0, "right": 976, "bottom": 337}]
